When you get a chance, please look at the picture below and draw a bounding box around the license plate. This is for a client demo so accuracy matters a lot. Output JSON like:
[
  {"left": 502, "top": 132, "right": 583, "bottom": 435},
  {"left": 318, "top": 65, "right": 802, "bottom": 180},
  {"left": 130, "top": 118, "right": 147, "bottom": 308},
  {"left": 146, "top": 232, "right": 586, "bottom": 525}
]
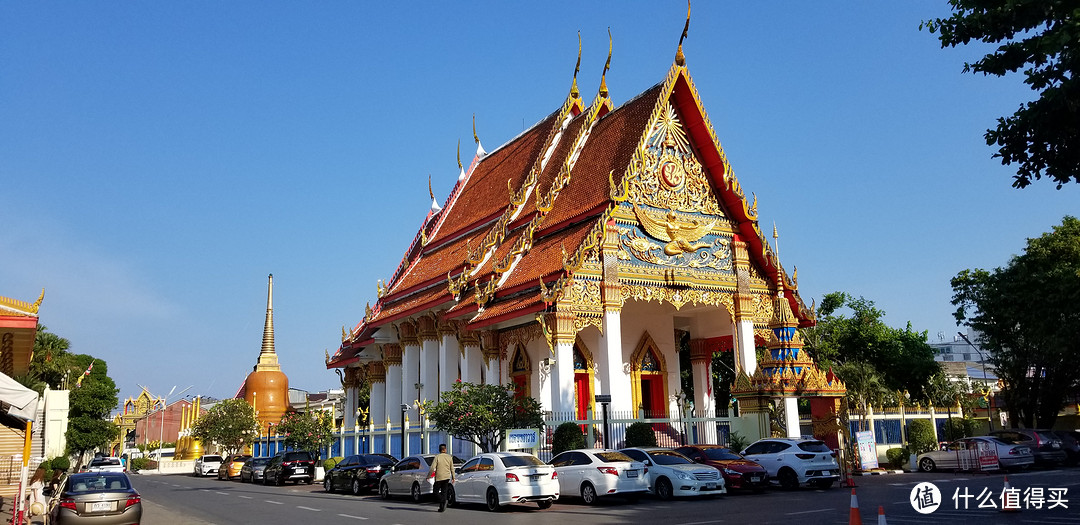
[
  {"left": 529, "top": 474, "right": 542, "bottom": 481},
  {"left": 705, "top": 482, "right": 716, "bottom": 489},
  {"left": 296, "top": 468, "right": 306, "bottom": 473},
  {"left": 90, "top": 502, "right": 113, "bottom": 512},
  {"left": 751, "top": 475, "right": 762, "bottom": 481},
  {"left": 627, "top": 470, "right": 638, "bottom": 478},
  {"left": 822, "top": 471, "right": 830, "bottom": 476}
]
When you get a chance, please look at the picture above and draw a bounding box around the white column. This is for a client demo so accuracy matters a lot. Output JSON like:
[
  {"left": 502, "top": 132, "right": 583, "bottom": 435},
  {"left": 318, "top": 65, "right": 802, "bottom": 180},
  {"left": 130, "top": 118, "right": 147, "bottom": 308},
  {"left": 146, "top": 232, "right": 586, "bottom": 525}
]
[
  {"left": 598, "top": 309, "right": 632, "bottom": 415},
  {"left": 402, "top": 343, "right": 420, "bottom": 406},
  {"left": 689, "top": 342, "right": 717, "bottom": 443},
  {"left": 439, "top": 332, "right": 458, "bottom": 399},
  {"left": 462, "top": 344, "right": 483, "bottom": 384},
  {"left": 736, "top": 319, "right": 757, "bottom": 376},
  {"left": 552, "top": 340, "right": 576, "bottom": 415},
  {"left": 384, "top": 361, "right": 402, "bottom": 426},
  {"left": 420, "top": 337, "right": 440, "bottom": 404},
  {"left": 784, "top": 396, "right": 800, "bottom": 439},
  {"left": 343, "top": 382, "right": 357, "bottom": 431},
  {"left": 483, "top": 348, "right": 501, "bottom": 386},
  {"left": 370, "top": 378, "right": 386, "bottom": 430}
]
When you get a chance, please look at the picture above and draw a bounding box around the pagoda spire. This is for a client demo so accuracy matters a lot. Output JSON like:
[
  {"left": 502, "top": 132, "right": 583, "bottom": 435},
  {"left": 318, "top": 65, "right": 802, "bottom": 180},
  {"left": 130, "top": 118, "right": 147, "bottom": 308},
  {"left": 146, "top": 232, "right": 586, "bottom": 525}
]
[
  {"left": 599, "top": 28, "right": 612, "bottom": 98},
  {"left": 675, "top": 1, "right": 690, "bottom": 66},
  {"left": 256, "top": 274, "right": 281, "bottom": 370}
]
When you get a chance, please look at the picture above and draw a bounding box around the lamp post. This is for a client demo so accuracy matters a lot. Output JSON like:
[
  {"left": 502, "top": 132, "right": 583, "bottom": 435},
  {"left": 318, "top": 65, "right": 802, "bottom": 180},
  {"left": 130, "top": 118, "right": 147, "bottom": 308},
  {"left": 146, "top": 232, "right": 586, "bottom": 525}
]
[
  {"left": 400, "top": 404, "right": 410, "bottom": 458},
  {"left": 157, "top": 385, "right": 192, "bottom": 473},
  {"left": 957, "top": 332, "right": 994, "bottom": 431}
]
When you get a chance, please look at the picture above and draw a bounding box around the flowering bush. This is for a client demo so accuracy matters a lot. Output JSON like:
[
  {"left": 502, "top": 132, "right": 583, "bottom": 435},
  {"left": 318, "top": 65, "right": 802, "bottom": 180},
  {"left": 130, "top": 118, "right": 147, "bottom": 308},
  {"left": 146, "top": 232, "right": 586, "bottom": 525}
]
[
  {"left": 424, "top": 381, "right": 543, "bottom": 452},
  {"left": 275, "top": 410, "right": 334, "bottom": 460}
]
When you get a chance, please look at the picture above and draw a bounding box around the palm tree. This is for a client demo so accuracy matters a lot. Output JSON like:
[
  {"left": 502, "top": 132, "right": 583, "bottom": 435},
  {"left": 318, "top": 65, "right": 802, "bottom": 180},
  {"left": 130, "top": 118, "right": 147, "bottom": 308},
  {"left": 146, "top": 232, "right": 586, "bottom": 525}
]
[{"left": 837, "top": 361, "right": 889, "bottom": 433}]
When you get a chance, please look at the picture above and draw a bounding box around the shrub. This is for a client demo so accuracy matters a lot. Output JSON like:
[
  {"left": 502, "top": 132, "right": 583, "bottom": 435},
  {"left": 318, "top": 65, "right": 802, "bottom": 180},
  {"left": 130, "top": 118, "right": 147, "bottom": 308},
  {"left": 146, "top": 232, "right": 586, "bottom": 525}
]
[
  {"left": 324, "top": 456, "right": 344, "bottom": 470},
  {"left": 885, "top": 447, "right": 909, "bottom": 470},
  {"left": 727, "top": 431, "right": 749, "bottom": 453},
  {"left": 943, "top": 417, "right": 976, "bottom": 441},
  {"left": 552, "top": 423, "right": 586, "bottom": 456},
  {"left": 907, "top": 419, "right": 936, "bottom": 455},
  {"left": 50, "top": 456, "right": 70, "bottom": 471},
  {"left": 625, "top": 422, "right": 657, "bottom": 448},
  {"left": 130, "top": 457, "right": 151, "bottom": 471}
]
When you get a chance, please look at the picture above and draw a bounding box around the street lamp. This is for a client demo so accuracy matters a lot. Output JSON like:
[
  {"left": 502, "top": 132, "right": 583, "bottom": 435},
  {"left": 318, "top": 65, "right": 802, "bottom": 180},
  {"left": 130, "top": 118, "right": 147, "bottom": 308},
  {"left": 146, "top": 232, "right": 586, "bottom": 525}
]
[
  {"left": 157, "top": 385, "right": 192, "bottom": 473},
  {"left": 400, "top": 404, "right": 410, "bottom": 458},
  {"left": 957, "top": 332, "right": 994, "bottom": 431}
]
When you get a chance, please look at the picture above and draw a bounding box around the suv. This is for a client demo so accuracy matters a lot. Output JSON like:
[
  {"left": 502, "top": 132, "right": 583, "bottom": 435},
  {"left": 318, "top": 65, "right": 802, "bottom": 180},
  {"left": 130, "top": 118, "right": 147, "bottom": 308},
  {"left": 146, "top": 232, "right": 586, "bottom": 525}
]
[
  {"left": 87, "top": 457, "right": 125, "bottom": 473},
  {"left": 263, "top": 450, "right": 316, "bottom": 485},
  {"left": 741, "top": 438, "right": 839, "bottom": 489},
  {"left": 989, "top": 429, "right": 1067, "bottom": 467},
  {"left": 194, "top": 455, "right": 224, "bottom": 477}
]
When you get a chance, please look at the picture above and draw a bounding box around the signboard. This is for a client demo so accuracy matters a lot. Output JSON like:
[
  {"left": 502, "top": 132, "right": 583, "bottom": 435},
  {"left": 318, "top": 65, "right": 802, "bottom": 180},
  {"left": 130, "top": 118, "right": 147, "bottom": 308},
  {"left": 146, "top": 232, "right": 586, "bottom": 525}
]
[
  {"left": 855, "top": 430, "right": 879, "bottom": 470},
  {"left": 594, "top": 394, "right": 611, "bottom": 403},
  {"left": 505, "top": 428, "right": 540, "bottom": 450}
]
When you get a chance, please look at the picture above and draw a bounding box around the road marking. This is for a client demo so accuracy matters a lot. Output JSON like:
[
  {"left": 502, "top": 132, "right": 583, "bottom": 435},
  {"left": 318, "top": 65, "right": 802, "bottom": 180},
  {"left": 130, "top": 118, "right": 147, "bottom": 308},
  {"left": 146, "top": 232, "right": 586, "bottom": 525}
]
[
  {"left": 785, "top": 509, "right": 830, "bottom": 516},
  {"left": 297, "top": 506, "right": 322, "bottom": 512},
  {"left": 238, "top": 495, "right": 252, "bottom": 499},
  {"left": 265, "top": 500, "right": 283, "bottom": 505},
  {"left": 678, "top": 521, "right": 723, "bottom": 525},
  {"left": 338, "top": 513, "right": 369, "bottom": 520},
  {"left": 216, "top": 491, "right": 229, "bottom": 495}
]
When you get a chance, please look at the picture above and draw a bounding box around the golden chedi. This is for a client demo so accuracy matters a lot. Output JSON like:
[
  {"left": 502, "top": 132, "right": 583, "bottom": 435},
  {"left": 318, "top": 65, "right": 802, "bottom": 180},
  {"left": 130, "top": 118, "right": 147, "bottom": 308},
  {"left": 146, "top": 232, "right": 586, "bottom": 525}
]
[{"left": 244, "top": 274, "right": 289, "bottom": 428}]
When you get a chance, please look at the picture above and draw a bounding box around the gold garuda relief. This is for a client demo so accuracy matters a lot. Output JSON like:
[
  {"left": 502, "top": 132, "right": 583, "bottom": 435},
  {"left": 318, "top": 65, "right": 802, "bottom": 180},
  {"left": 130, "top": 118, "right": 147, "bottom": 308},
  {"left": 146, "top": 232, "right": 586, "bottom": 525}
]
[{"left": 620, "top": 221, "right": 732, "bottom": 272}]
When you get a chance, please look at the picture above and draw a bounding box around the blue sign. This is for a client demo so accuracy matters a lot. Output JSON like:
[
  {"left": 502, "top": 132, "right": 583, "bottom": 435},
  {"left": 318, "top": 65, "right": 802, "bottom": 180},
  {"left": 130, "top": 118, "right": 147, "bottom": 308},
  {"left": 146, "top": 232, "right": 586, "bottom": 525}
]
[
  {"left": 856, "top": 430, "right": 879, "bottom": 470},
  {"left": 505, "top": 428, "right": 539, "bottom": 450}
]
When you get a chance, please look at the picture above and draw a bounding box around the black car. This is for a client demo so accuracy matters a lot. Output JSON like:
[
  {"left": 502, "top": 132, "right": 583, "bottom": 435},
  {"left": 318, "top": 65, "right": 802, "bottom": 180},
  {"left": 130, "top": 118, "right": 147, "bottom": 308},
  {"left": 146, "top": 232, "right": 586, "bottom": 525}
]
[
  {"left": 989, "top": 429, "right": 1067, "bottom": 467},
  {"left": 1049, "top": 430, "right": 1080, "bottom": 466},
  {"left": 263, "top": 450, "right": 316, "bottom": 485},
  {"left": 324, "top": 454, "right": 397, "bottom": 495}
]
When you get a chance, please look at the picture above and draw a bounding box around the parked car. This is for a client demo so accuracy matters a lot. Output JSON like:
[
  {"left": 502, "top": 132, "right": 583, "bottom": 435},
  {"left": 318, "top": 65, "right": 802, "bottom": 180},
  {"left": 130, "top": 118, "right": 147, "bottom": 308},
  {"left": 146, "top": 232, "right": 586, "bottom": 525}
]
[
  {"left": 917, "top": 436, "right": 1033, "bottom": 472},
  {"left": 217, "top": 454, "right": 251, "bottom": 480},
  {"left": 50, "top": 471, "right": 141, "bottom": 525},
  {"left": 263, "top": 450, "right": 316, "bottom": 485},
  {"left": 740, "top": 438, "right": 839, "bottom": 489},
  {"left": 448, "top": 452, "right": 559, "bottom": 511},
  {"left": 1049, "top": 430, "right": 1080, "bottom": 466},
  {"left": 325, "top": 454, "right": 397, "bottom": 495},
  {"left": 674, "top": 444, "right": 769, "bottom": 491},
  {"left": 379, "top": 453, "right": 465, "bottom": 502},
  {"left": 240, "top": 457, "right": 270, "bottom": 483},
  {"left": 193, "top": 455, "right": 224, "bottom": 477},
  {"left": 989, "top": 429, "right": 1067, "bottom": 467},
  {"left": 549, "top": 449, "right": 647, "bottom": 504},
  {"left": 86, "top": 457, "right": 125, "bottom": 473},
  {"left": 619, "top": 447, "right": 725, "bottom": 500}
]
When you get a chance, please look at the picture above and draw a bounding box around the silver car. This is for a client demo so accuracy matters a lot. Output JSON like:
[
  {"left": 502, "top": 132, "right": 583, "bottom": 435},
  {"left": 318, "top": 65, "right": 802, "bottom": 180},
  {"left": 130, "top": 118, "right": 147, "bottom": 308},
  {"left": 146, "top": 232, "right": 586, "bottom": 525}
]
[
  {"left": 917, "top": 436, "right": 1033, "bottom": 472},
  {"left": 240, "top": 457, "right": 270, "bottom": 483},
  {"left": 50, "top": 472, "right": 142, "bottom": 525},
  {"left": 379, "top": 454, "right": 465, "bottom": 502}
]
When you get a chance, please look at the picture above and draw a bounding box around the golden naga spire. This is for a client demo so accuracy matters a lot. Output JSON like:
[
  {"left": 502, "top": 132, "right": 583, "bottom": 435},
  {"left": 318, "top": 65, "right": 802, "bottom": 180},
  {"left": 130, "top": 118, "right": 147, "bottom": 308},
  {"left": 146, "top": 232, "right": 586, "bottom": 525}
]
[
  {"left": 472, "top": 113, "right": 479, "bottom": 145},
  {"left": 261, "top": 274, "right": 275, "bottom": 356},
  {"left": 457, "top": 139, "right": 462, "bottom": 171},
  {"left": 599, "top": 28, "right": 612, "bottom": 98},
  {"left": 676, "top": 1, "right": 691, "bottom": 66},
  {"left": 571, "top": 31, "right": 582, "bottom": 99}
]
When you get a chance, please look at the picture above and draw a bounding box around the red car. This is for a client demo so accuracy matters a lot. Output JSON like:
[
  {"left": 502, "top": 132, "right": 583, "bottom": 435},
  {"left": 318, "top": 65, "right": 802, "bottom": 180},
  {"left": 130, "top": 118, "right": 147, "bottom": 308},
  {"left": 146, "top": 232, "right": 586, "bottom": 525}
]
[{"left": 675, "top": 445, "right": 769, "bottom": 491}]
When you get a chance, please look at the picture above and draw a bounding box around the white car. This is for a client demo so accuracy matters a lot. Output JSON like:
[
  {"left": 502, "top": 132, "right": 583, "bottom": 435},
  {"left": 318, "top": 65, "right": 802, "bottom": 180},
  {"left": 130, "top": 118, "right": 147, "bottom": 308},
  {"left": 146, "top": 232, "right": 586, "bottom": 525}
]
[
  {"left": 193, "top": 454, "right": 224, "bottom": 477},
  {"left": 379, "top": 453, "right": 465, "bottom": 502},
  {"left": 619, "top": 447, "right": 725, "bottom": 500},
  {"left": 87, "top": 457, "right": 125, "bottom": 473},
  {"left": 741, "top": 438, "right": 839, "bottom": 489},
  {"left": 549, "top": 449, "right": 648, "bottom": 504},
  {"left": 449, "top": 452, "right": 559, "bottom": 511}
]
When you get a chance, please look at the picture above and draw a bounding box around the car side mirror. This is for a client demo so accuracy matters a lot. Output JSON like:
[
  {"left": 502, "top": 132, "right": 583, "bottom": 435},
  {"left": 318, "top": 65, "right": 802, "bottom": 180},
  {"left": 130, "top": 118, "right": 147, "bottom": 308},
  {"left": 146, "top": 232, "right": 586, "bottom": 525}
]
[{"left": 454, "top": 467, "right": 461, "bottom": 475}]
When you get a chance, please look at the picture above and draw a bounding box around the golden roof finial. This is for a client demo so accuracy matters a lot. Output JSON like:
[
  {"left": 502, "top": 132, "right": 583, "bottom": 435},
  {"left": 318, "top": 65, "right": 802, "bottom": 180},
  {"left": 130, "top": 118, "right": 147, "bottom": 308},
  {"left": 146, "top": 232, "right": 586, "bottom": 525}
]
[
  {"left": 472, "top": 114, "right": 479, "bottom": 144},
  {"left": 428, "top": 174, "right": 442, "bottom": 213},
  {"left": 32, "top": 288, "right": 44, "bottom": 313},
  {"left": 599, "top": 28, "right": 612, "bottom": 98},
  {"left": 571, "top": 31, "right": 581, "bottom": 99},
  {"left": 457, "top": 139, "right": 462, "bottom": 171},
  {"left": 676, "top": 1, "right": 690, "bottom": 66}
]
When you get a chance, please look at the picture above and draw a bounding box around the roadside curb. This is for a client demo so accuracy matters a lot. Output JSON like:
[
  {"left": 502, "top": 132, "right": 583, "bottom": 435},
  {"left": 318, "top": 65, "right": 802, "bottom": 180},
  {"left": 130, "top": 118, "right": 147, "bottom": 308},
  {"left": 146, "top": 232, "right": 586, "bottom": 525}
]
[{"left": 853, "top": 470, "right": 906, "bottom": 476}]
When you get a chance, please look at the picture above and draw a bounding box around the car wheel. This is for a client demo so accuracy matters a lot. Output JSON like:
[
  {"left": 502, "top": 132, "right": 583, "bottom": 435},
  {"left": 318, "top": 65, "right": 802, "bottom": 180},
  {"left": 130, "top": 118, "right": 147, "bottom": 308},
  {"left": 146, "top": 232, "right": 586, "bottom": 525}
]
[
  {"left": 655, "top": 477, "right": 674, "bottom": 500},
  {"left": 485, "top": 487, "right": 500, "bottom": 512},
  {"left": 351, "top": 478, "right": 362, "bottom": 496},
  {"left": 581, "top": 482, "right": 598, "bottom": 505},
  {"left": 277, "top": 474, "right": 285, "bottom": 486},
  {"left": 305, "top": 478, "right": 313, "bottom": 485},
  {"left": 778, "top": 469, "right": 799, "bottom": 490},
  {"left": 379, "top": 481, "right": 390, "bottom": 500},
  {"left": 537, "top": 500, "right": 552, "bottom": 509},
  {"left": 411, "top": 482, "right": 422, "bottom": 503},
  {"left": 324, "top": 478, "right": 333, "bottom": 493},
  {"left": 919, "top": 458, "right": 936, "bottom": 473},
  {"left": 446, "top": 485, "right": 457, "bottom": 507}
]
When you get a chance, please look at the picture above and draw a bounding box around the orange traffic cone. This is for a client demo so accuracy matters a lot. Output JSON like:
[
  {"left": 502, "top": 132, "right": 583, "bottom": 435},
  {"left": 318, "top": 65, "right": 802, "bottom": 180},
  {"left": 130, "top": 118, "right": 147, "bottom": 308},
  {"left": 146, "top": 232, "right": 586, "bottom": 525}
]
[
  {"left": 849, "top": 488, "right": 862, "bottom": 525},
  {"left": 845, "top": 464, "right": 857, "bottom": 488},
  {"left": 1001, "top": 475, "right": 1021, "bottom": 513},
  {"left": 877, "top": 505, "right": 887, "bottom": 525}
]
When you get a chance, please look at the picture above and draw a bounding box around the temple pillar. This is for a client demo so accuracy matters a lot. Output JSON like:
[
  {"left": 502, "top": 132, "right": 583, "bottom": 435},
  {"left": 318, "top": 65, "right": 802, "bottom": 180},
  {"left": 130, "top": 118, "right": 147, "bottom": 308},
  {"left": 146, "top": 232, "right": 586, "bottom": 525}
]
[
  {"left": 368, "top": 361, "right": 386, "bottom": 447},
  {"left": 783, "top": 396, "right": 800, "bottom": 438},
  {"left": 382, "top": 345, "right": 402, "bottom": 428},
  {"left": 460, "top": 330, "right": 483, "bottom": 385},
  {"left": 689, "top": 339, "right": 717, "bottom": 442},
  {"left": 417, "top": 315, "right": 440, "bottom": 406},
  {"left": 400, "top": 320, "right": 421, "bottom": 410},
  {"left": 551, "top": 310, "right": 576, "bottom": 415},
  {"left": 481, "top": 331, "right": 501, "bottom": 386},
  {"left": 598, "top": 220, "right": 632, "bottom": 415},
  {"left": 438, "top": 317, "right": 458, "bottom": 400},
  {"left": 732, "top": 241, "right": 758, "bottom": 377}
]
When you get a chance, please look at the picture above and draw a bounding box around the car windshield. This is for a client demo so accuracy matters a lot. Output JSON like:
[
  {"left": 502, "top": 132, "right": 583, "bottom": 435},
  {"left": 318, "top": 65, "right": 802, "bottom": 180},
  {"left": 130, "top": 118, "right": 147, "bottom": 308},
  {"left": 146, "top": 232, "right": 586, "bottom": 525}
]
[
  {"left": 703, "top": 448, "right": 743, "bottom": 461},
  {"left": 90, "top": 458, "right": 120, "bottom": 466},
  {"left": 595, "top": 452, "right": 634, "bottom": 463},
  {"left": 284, "top": 452, "right": 311, "bottom": 461},
  {"left": 500, "top": 455, "right": 544, "bottom": 468},
  {"left": 797, "top": 441, "right": 831, "bottom": 453},
  {"left": 233, "top": 456, "right": 251, "bottom": 462},
  {"left": 252, "top": 458, "right": 270, "bottom": 466},
  {"left": 202, "top": 456, "right": 223, "bottom": 462},
  {"left": 649, "top": 451, "right": 692, "bottom": 465},
  {"left": 67, "top": 474, "right": 130, "bottom": 493}
]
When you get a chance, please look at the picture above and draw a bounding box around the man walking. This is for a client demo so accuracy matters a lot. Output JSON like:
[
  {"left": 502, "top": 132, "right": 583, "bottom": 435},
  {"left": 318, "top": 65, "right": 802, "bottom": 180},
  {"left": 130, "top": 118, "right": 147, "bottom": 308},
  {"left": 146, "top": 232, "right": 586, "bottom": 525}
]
[{"left": 429, "top": 443, "right": 455, "bottom": 512}]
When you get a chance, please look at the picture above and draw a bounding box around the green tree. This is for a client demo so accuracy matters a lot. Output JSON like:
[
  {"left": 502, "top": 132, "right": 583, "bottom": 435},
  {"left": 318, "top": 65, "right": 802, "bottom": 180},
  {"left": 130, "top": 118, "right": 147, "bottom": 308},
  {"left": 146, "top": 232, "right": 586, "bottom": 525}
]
[
  {"left": 275, "top": 409, "right": 334, "bottom": 460},
  {"left": 65, "top": 355, "right": 119, "bottom": 464},
  {"left": 802, "top": 292, "right": 941, "bottom": 400},
  {"left": 190, "top": 399, "right": 260, "bottom": 457},
  {"left": 923, "top": 1, "right": 1080, "bottom": 189},
  {"left": 951, "top": 216, "right": 1080, "bottom": 428},
  {"left": 837, "top": 361, "right": 889, "bottom": 432},
  {"left": 424, "top": 381, "right": 543, "bottom": 452}
]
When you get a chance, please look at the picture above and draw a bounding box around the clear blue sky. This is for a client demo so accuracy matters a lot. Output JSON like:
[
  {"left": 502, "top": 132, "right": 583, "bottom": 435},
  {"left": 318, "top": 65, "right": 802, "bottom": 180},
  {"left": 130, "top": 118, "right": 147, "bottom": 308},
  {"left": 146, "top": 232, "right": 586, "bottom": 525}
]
[{"left": 2, "top": 2, "right": 1075, "bottom": 408}]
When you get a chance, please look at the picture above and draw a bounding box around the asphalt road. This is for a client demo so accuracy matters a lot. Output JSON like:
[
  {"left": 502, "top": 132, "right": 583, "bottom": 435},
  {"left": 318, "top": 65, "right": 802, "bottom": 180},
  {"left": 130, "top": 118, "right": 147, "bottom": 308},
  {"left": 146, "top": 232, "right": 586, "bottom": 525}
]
[{"left": 129, "top": 467, "right": 1080, "bottom": 525}]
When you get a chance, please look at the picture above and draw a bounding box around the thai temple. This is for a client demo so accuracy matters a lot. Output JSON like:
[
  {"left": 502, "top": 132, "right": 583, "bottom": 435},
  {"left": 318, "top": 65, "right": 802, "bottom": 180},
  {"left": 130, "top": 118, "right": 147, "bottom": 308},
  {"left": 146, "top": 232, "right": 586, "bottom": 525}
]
[
  {"left": 326, "top": 13, "right": 845, "bottom": 454},
  {"left": 238, "top": 274, "right": 290, "bottom": 435}
]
